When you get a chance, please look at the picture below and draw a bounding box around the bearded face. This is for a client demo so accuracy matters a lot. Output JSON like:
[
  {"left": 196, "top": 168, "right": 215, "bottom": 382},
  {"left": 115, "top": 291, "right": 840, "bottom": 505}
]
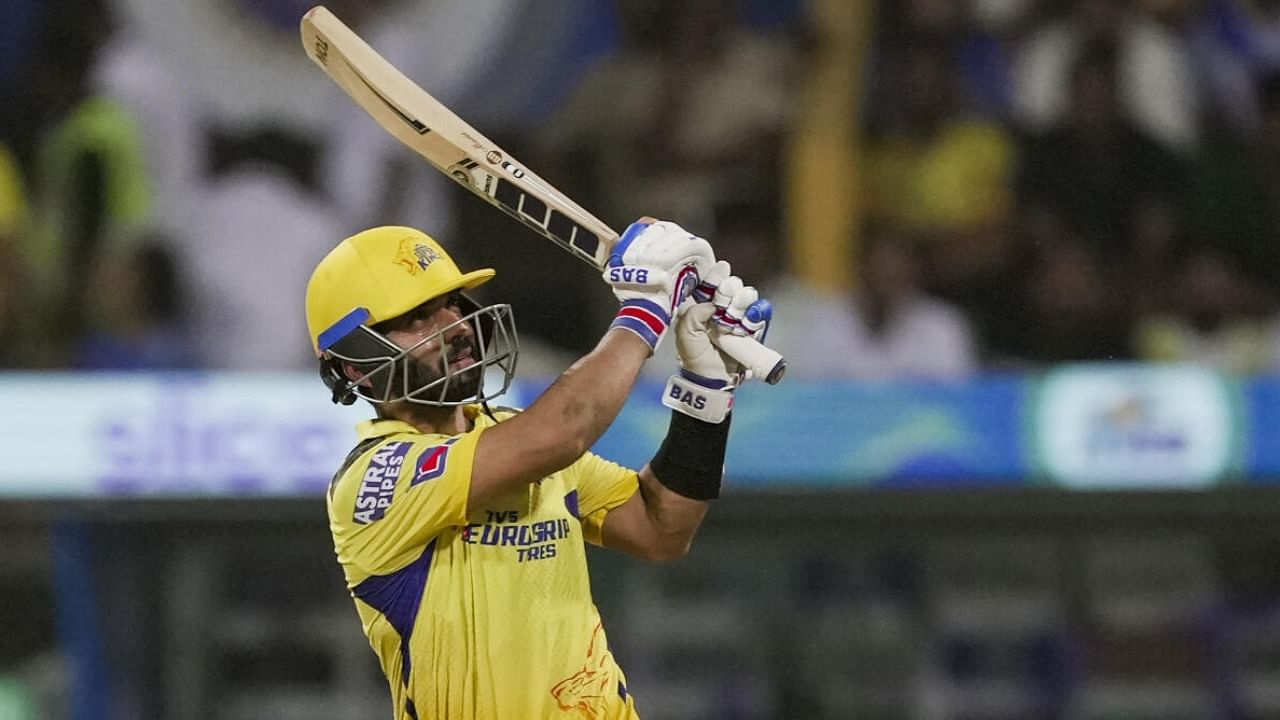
[
  {"left": 399, "top": 328, "right": 484, "bottom": 403},
  {"left": 326, "top": 294, "right": 518, "bottom": 408}
]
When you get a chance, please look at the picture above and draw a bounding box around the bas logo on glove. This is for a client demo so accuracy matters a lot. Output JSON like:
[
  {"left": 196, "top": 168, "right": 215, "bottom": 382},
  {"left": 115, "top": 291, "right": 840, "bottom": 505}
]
[
  {"left": 607, "top": 267, "right": 650, "bottom": 284},
  {"left": 666, "top": 377, "right": 729, "bottom": 412},
  {"left": 604, "top": 219, "right": 714, "bottom": 352},
  {"left": 663, "top": 370, "right": 733, "bottom": 422}
]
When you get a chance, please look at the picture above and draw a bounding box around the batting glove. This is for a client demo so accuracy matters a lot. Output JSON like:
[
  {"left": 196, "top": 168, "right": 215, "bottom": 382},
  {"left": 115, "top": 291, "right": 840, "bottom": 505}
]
[
  {"left": 604, "top": 219, "right": 715, "bottom": 352},
  {"left": 663, "top": 261, "right": 773, "bottom": 422}
]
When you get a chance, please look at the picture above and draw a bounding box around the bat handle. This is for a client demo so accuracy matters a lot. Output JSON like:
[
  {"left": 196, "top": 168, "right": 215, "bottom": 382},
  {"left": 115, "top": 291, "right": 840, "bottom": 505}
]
[{"left": 714, "top": 334, "right": 787, "bottom": 385}]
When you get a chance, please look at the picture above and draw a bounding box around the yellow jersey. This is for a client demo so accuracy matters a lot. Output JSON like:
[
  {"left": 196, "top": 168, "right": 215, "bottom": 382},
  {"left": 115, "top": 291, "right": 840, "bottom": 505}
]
[{"left": 327, "top": 406, "right": 641, "bottom": 719}]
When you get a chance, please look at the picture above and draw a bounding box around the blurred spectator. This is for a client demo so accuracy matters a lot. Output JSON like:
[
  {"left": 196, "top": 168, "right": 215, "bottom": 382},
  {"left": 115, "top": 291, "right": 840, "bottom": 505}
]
[
  {"left": 539, "top": 0, "right": 800, "bottom": 230},
  {"left": 786, "top": 225, "right": 976, "bottom": 380},
  {"left": 972, "top": 0, "right": 1041, "bottom": 37},
  {"left": 863, "top": 34, "right": 1018, "bottom": 361},
  {"left": 865, "top": 37, "right": 1016, "bottom": 237},
  {"left": 20, "top": 0, "right": 153, "bottom": 365},
  {"left": 708, "top": 195, "right": 798, "bottom": 299},
  {"left": 1187, "top": 71, "right": 1280, "bottom": 302},
  {"left": 91, "top": 17, "right": 206, "bottom": 241},
  {"left": 870, "top": 0, "right": 1018, "bottom": 120},
  {"left": 91, "top": 1, "right": 404, "bottom": 237},
  {"left": 1013, "top": 0, "right": 1201, "bottom": 152},
  {"left": 0, "top": 0, "right": 39, "bottom": 98},
  {"left": 0, "top": 141, "right": 24, "bottom": 255},
  {"left": 863, "top": 38, "right": 1016, "bottom": 295},
  {"left": 74, "top": 236, "right": 194, "bottom": 371},
  {"left": 1190, "top": 0, "right": 1280, "bottom": 135},
  {"left": 180, "top": 125, "right": 340, "bottom": 370},
  {"left": 1134, "top": 248, "right": 1274, "bottom": 374},
  {"left": 534, "top": 0, "right": 800, "bottom": 352},
  {"left": 1013, "top": 239, "right": 1133, "bottom": 363},
  {"left": 1016, "top": 40, "right": 1185, "bottom": 312},
  {"left": 0, "top": 141, "right": 27, "bottom": 368}
]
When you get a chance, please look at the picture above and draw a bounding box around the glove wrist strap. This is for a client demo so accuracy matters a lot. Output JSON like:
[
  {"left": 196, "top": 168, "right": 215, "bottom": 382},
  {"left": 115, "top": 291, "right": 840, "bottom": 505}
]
[
  {"left": 662, "top": 371, "right": 734, "bottom": 423},
  {"left": 610, "top": 299, "right": 671, "bottom": 351}
]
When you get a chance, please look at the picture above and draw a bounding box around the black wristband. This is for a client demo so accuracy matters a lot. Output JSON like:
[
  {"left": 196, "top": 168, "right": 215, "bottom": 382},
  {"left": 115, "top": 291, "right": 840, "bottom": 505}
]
[{"left": 649, "top": 410, "right": 732, "bottom": 500}]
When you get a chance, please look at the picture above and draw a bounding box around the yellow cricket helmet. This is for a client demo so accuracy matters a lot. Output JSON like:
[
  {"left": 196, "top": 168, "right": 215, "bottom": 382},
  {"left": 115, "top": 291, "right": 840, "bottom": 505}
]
[
  {"left": 305, "top": 226, "right": 518, "bottom": 406},
  {"left": 306, "top": 226, "right": 494, "bottom": 351}
]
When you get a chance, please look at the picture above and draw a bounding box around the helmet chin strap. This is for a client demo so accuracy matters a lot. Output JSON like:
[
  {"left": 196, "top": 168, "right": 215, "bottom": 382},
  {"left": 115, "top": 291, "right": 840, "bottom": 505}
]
[{"left": 319, "top": 355, "right": 359, "bottom": 405}]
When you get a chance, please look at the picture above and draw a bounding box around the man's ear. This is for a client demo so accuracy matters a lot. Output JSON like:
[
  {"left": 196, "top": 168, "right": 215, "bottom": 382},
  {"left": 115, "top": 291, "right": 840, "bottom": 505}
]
[{"left": 343, "top": 362, "right": 373, "bottom": 388}]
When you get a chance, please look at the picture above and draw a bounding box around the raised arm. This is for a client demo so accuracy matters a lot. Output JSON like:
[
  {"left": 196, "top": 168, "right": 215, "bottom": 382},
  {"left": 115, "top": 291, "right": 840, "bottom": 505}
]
[
  {"left": 601, "top": 263, "right": 773, "bottom": 561},
  {"left": 469, "top": 220, "right": 713, "bottom": 510}
]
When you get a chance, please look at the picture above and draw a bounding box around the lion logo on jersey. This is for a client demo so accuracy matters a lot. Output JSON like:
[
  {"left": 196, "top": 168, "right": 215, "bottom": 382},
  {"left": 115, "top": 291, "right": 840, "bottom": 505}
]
[
  {"left": 550, "top": 623, "right": 615, "bottom": 718},
  {"left": 394, "top": 237, "right": 441, "bottom": 275}
]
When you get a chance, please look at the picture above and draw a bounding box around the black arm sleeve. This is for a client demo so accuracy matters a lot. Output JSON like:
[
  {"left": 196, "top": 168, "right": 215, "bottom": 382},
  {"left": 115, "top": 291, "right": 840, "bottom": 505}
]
[{"left": 648, "top": 410, "right": 732, "bottom": 501}]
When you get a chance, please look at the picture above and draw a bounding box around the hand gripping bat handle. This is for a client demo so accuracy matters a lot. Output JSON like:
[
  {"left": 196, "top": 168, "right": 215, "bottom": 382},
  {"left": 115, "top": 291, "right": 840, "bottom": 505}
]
[{"left": 714, "top": 334, "right": 786, "bottom": 385}]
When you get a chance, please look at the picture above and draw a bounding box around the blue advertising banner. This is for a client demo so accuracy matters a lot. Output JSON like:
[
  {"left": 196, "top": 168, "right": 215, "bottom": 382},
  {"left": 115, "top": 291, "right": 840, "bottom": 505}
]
[
  {"left": 0, "top": 373, "right": 369, "bottom": 497},
  {"left": 0, "top": 367, "right": 1270, "bottom": 497},
  {"left": 594, "top": 377, "right": 1029, "bottom": 488},
  {"left": 1242, "top": 377, "right": 1280, "bottom": 482}
]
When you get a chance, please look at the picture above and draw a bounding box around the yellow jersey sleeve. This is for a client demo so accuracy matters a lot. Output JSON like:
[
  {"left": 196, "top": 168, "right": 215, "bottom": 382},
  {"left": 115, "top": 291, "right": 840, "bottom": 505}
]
[
  {"left": 562, "top": 451, "right": 639, "bottom": 546},
  {"left": 330, "top": 426, "right": 485, "bottom": 576}
]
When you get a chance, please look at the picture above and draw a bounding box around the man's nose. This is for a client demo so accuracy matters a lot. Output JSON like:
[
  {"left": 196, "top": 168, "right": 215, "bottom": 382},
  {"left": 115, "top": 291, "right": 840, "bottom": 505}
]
[{"left": 440, "top": 307, "right": 473, "bottom": 340}]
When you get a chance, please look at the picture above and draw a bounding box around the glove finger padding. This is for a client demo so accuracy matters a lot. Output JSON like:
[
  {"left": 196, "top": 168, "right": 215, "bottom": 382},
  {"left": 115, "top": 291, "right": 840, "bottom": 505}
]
[
  {"left": 691, "top": 260, "right": 731, "bottom": 304},
  {"left": 739, "top": 298, "right": 772, "bottom": 342},
  {"left": 712, "top": 277, "right": 766, "bottom": 338}
]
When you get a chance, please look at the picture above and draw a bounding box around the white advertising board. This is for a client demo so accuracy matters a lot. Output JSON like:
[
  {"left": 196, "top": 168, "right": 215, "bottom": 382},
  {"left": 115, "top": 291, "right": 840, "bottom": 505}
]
[{"left": 1032, "top": 365, "right": 1240, "bottom": 488}]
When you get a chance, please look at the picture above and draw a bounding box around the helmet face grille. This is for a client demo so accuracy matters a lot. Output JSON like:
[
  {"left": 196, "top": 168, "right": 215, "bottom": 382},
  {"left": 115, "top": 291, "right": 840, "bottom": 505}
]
[{"left": 323, "top": 301, "right": 519, "bottom": 407}]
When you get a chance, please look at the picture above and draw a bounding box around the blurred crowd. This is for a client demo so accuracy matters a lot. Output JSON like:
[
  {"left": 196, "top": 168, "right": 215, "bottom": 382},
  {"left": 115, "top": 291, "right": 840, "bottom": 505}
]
[{"left": 3, "top": 0, "right": 1280, "bottom": 379}]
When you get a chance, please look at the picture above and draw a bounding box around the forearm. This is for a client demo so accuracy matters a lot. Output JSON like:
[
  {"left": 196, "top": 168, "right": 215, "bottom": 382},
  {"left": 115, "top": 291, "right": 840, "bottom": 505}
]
[
  {"left": 469, "top": 328, "right": 652, "bottom": 505},
  {"left": 636, "top": 465, "right": 709, "bottom": 555},
  {"left": 598, "top": 465, "right": 710, "bottom": 562},
  {"left": 523, "top": 328, "right": 651, "bottom": 463},
  {"left": 613, "top": 411, "right": 730, "bottom": 560}
]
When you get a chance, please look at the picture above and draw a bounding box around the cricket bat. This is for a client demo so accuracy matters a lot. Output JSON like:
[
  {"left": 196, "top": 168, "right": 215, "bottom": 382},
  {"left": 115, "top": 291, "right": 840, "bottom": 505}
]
[{"left": 300, "top": 5, "right": 786, "bottom": 384}]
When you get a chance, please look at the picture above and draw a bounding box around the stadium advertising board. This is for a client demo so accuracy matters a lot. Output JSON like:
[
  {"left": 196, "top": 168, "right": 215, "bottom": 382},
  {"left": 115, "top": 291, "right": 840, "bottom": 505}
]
[
  {"left": 0, "top": 368, "right": 1260, "bottom": 497},
  {"left": 1030, "top": 365, "right": 1242, "bottom": 488}
]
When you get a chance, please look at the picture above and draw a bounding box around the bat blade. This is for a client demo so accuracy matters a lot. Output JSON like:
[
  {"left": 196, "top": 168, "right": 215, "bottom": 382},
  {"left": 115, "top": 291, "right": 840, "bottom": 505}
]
[
  {"left": 300, "top": 6, "right": 786, "bottom": 384},
  {"left": 300, "top": 6, "right": 610, "bottom": 268}
]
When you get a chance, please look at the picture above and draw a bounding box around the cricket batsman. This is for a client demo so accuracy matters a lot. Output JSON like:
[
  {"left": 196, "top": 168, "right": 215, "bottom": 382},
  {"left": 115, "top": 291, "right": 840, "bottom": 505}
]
[{"left": 305, "top": 218, "right": 771, "bottom": 718}]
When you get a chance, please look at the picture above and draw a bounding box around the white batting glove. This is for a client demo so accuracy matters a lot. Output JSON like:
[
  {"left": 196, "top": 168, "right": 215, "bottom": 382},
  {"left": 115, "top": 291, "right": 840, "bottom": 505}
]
[
  {"left": 710, "top": 274, "right": 772, "bottom": 348},
  {"left": 604, "top": 219, "right": 715, "bottom": 352},
  {"left": 663, "top": 261, "right": 773, "bottom": 422}
]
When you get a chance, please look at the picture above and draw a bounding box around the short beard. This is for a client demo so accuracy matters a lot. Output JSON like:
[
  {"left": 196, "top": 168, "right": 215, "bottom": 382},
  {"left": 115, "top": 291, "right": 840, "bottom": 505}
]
[{"left": 402, "top": 339, "right": 483, "bottom": 403}]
